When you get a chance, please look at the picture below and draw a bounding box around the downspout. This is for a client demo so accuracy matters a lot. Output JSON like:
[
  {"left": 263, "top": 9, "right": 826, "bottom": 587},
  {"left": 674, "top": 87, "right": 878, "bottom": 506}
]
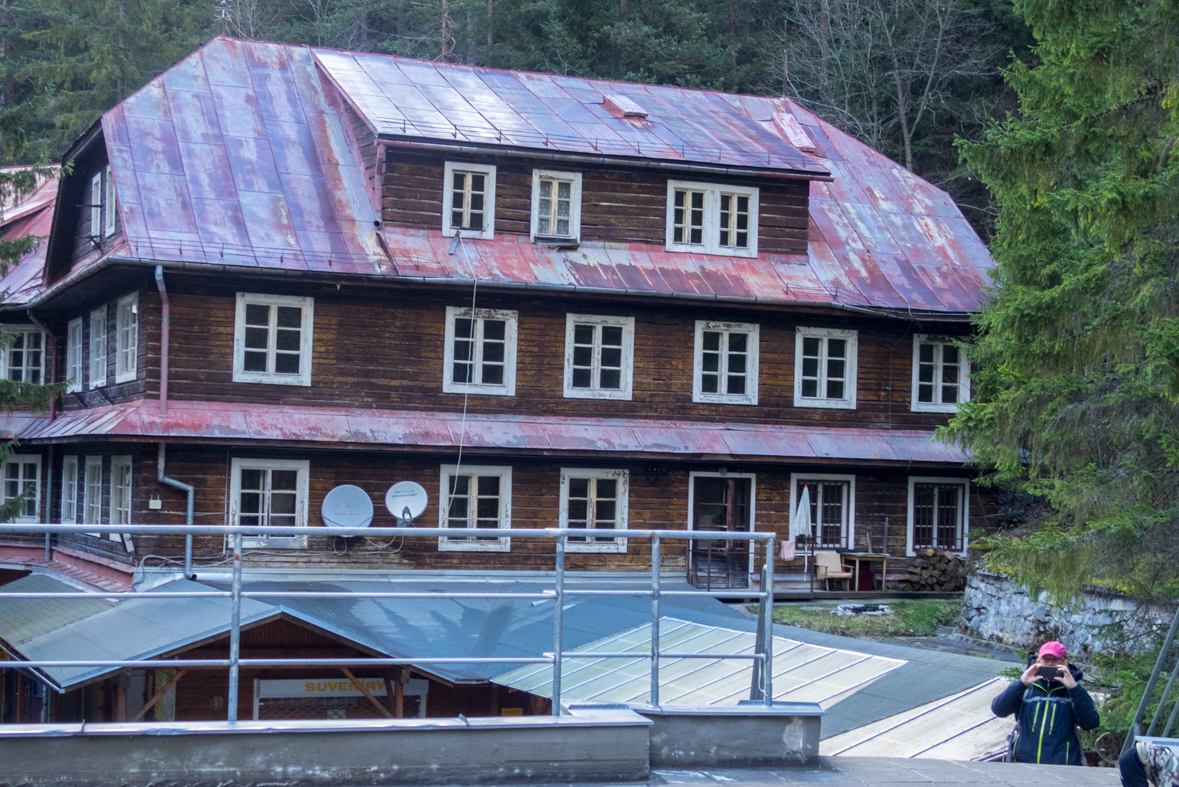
[
  {"left": 26, "top": 309, "right": 56, "bottom": 560},
  {"left": 158, "top": 443, "right": 194, "bottom": 578},
  {"left": 154, "top": 266, "right": 169, "bottom": 414},
  {"left": 154, "top": 267, "right": 194, "bottom": 576}
]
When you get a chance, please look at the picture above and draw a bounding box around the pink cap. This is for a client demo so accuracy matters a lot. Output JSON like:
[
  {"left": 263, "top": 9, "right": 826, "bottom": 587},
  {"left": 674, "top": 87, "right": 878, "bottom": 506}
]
[{"left": 1039, "top": 641, "right": 1068, "bottom": 660}]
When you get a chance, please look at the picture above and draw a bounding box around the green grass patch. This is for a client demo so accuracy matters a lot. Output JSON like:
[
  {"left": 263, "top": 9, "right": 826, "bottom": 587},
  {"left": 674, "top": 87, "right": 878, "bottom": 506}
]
[{"left": 752, "top": 600, "right": 963, "bottom": 638}]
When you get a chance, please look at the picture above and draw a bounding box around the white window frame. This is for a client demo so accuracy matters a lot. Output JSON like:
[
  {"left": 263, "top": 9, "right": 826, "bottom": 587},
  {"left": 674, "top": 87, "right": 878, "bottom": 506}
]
[
  {"left": 906, "top": 476, "right": 970, "bottom": 557},
  {"left": 794, "top": 326, "right": 858, "bottom": 410},
  {"left": 442, "top": 306, "right": 518, "bottom": 396},
  {"left": 89, "top": 306, "right": 107, "bottom": 389},
  {"left": 665, "top": 180, "right": 759, "bottom": 258},
  {"left": 438, "top": 464, "right": 512, "bottom": 552},
  {"left": 911, "top": 334, "right": 970, "bottom": 413},
  {"left": 686, "top": 471, "right": 758, "bottom": 576},
  {"left": 2, "top": 324, "right": 45, "bottom": 385},
  {"left": 104, "top": 164, "right": 117, "bottom": 237},
  {"left": 66, "top": 318, "right": 84, "bottom": 393},
  {"left": 562, "top": 314, "right": 634, "bottom": 400},
  {"left": 693, "top": 320, "right": 759, "bottom": 405},
  {"left": 559, "top": 468, "right": 629, "bottom": 553},
  {"left": 83, "top": 456, "right": 103, "bottom": 535},
  {"left": 443, "top": 161, "right": 496, "bottom": 240},
  {"left": 530, "top": 169, "right": 582, "bottom": 243},
  {"left": 61, "top": 455, "right": 79, "bottom": 525},
  {"left": 790, "top": 473, "right": 856, "bottom": 551},
  {"left": 109, "top": 455, "right": 132, "bottom": 526},
  {"left": 89, "top": 171, "right": 103, "bottom": 238},
  {"left": 1, "top": 454, "right": 41, "bottom": 523},
  {"left": 233, "top": 293, "right": 315, "bottom": 387},
  {"left": 230, "top": 458, "right": 310, "bottom": 549},
  {"left": 115, "top": 293, "right": 138, "bottom": 384}
]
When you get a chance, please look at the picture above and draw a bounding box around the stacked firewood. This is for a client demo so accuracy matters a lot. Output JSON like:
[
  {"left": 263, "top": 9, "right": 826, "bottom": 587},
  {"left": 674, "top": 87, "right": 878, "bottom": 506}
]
[{"left": 901, "top": 548, "right": 967, "bottom": 591}]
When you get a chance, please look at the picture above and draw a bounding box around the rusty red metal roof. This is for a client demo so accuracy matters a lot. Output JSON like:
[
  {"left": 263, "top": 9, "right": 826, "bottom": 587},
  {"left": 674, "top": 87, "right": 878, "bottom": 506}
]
[
  {"left": 66, "top": 37, "right": 993, "bottom": 314},
  {"left": 15, "top": 400, "right": 967, "bottom": 465},
  {"left": 0, "top": 173, "right": 57, "bottom": 307}
]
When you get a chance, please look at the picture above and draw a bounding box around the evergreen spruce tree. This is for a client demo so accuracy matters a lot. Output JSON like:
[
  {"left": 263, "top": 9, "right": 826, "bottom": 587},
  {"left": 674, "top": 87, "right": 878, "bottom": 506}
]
[{"left": 951, "top": 0, "right": 1179, "bottom": 602}]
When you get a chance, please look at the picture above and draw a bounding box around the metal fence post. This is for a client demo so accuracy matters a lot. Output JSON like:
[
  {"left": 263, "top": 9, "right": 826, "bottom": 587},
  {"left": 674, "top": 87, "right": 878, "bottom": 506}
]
[
  {"left": 651, "top": 533, "right": 661, "bottom": 708},
  {"left": 552, "top": 531, "right": 566, "bottom": 717},
  {"left": 1124, "top": 605, "right": 1179, "bottom": 753},
  {"left": 763, "top": 536, "right": 775, "bottom": 705},
  {"left": 227, "top": 531, "right": 242, "bottom": 722}
]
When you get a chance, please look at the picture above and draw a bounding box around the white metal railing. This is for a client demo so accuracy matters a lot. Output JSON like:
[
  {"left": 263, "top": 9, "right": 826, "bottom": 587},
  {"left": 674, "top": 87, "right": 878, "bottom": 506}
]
[{"left": 0, "top": 524, "right": 776, "bottom": 720}]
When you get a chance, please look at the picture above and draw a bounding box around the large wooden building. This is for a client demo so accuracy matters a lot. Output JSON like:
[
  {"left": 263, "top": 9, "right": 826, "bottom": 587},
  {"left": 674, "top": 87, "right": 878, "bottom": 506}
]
[{"left": 0, "top": 38, "right": 996, "bottom": 723}]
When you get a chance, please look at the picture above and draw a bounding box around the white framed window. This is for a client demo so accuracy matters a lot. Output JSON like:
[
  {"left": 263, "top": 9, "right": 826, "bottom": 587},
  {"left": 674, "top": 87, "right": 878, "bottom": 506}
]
[
  {"left": 230, "top": 458, "right": 310, "bottom": 549},
  {"left": 907, "top": 477, "right": 969, "bottom": 556},
  {"left": 559, "top": 468, "right": 629, "bottom": 553},
  {"left": 115, "top": 293, "right": 138, "bottom": 383},
  {"left": 693, "top": 321, "right": 759, "bottom": 405},
  {"left": 531, "top": 170, "right": 582, "bottom": 242},
  {"left": 911, "top": 335, "right": 970, "bottom": 413},
  {"left": 443, "top": 306, "right": 518, "bottom": 395},
  {"left": 233, "top": 293, "right": 314, "bottom": 386},
  {"left": 665, "top": 180, "right": 759, "bottom": 258},
  {"left": 443, "top": 162, "right": 496, "bottom": 240},
  {"left": 110, "top": 456, "right": 132, "bottom": 526},
  {"left": 790, "top": 474, "right": 855, "bottom": 550},
  {"left": 438, "top": 464, "right": 511, "bottom": 552},
  {"left": 89, "top": 166, "right": 116, "bottom": 239},
  {"left": 61, "top": 456, "right": 79, "bottom": 524},
  {"left": 89, "top": 306, "right": 107, "bottom": 388},
  {"left": 104, "top": 165, "right": 117, "bottom": 237},
  {"left": 2, "top": 325, "right": 44, "bottom": 384},
  {"left": 83, "top": 456, "right": 103, "bottom": 534},
  {"left": 563, "top": 314, "right": 634, "bottom": 400},
  {"left": 794, "top": 327, "right": 857, "bottom": 409},
  {"left": 66, "top": 318, "right": 84, "bottom": 393},
  {"left": 1, "top": 455, "right": 40, "bottom": 523}
]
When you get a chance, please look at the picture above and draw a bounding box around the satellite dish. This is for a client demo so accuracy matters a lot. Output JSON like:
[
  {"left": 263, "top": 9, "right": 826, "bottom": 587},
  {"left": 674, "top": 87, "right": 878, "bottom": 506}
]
[
  {"left": 386, "top": 481, "right": 428, "bottom": 525},
  {"left": 321, "top": 485, "right": 374, "bottom": 529}
]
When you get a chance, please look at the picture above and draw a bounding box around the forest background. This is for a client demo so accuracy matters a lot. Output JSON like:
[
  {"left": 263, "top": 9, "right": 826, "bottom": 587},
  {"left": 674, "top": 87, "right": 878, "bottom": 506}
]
[{"left": 0, "top": 0, "right": 1031, "bottom": 239}]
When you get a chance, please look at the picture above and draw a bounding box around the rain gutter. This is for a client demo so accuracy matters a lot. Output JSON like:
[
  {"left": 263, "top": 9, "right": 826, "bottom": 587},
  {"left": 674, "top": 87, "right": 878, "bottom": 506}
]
[
  {"left": 157, "top": 443, "right": 195, "bottom": 579},
  {"left": 376, "top": 138, "right": 835, "bottom": 182},
  {"left": 153, "top": 266, "right": 170, "bottom": 414}
]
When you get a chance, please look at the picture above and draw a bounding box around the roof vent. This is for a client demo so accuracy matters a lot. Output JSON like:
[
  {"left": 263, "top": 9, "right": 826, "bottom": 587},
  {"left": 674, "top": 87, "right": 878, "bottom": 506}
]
[{"left": 603, "top": 94, "right": 649, "bottom": 120}]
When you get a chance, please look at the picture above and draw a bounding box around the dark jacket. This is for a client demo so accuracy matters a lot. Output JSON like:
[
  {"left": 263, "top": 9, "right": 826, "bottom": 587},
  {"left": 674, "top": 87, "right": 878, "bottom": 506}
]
[{"left": 991, "top": 661, "right": 1100, "bottom": 765}]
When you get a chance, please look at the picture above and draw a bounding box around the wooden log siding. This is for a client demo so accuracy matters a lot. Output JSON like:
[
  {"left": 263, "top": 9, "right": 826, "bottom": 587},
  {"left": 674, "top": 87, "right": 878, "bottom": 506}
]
[
  {"left": 381, "top": 149, "right": 810, "bottom": 254},
  {"left": 150, "top": 279, "right": 967, "bottom": 431},
  {"left": 116, "top": 447, "right": 999, "bottom": 574}
]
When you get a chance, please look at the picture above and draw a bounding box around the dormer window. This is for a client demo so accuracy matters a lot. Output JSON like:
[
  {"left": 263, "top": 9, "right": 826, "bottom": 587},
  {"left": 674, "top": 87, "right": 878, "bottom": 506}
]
[
  {"left": 665, "top": 181, "right": 758, "bottom": 257},
  {"left": 89, "top": 165, "right": 117, "bottom": 240},
  {"left": 443, "top": 162, "right": 496, "bottom": 240},
  {"left": 531, "top": 170, "right": 582, "bottom": 243}
]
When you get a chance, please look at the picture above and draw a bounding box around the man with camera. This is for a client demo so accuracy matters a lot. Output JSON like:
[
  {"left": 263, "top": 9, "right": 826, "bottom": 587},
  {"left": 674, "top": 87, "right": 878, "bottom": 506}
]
[{"left": 991, "top": 641, "right": 1100, "bottom": 765}]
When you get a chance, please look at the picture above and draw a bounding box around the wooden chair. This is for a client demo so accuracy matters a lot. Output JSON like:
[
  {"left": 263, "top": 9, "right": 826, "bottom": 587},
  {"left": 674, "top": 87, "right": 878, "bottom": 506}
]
[{"left": 814, "top": 550, "right": 853, "bottom": 591}]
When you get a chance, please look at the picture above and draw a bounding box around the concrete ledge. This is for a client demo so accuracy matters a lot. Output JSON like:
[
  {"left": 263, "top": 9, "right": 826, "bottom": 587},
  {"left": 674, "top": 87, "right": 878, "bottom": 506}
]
[
  {"left": 632, "top": 702, "right": 824, "bottom": 767},
  {"left": 0, "top": 706, "right": 652, "bottom": 787}
]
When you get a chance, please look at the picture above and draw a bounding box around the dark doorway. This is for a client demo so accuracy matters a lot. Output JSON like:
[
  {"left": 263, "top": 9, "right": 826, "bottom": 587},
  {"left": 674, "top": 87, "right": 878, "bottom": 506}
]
[{"left": 689, "top": 476, "right": 751, "bottom": 590}]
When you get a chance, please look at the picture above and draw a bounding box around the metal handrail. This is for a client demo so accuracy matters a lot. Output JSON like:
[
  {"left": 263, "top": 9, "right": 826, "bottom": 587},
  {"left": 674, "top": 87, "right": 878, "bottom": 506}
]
[{"left": 0, "top": 524, "right": 776, "bottom": 721}]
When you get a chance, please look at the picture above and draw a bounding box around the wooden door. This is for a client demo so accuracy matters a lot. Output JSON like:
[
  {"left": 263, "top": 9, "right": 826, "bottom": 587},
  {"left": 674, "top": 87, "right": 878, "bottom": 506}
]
[{"left": 690, "top": 477, "right": 751, "bottom": 590}]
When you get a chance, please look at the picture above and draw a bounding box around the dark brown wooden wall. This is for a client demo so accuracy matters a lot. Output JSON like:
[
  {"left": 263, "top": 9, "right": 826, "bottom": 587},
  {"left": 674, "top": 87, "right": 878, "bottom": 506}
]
[
  {"left": 136, "top": 278, "right": 964, "bottom": 430},
  {"left": 119, "top": 446, "right": 996, "bottom": 575},
  {"left": 382, "top": 149, "right": 810, "bottom": 254}
]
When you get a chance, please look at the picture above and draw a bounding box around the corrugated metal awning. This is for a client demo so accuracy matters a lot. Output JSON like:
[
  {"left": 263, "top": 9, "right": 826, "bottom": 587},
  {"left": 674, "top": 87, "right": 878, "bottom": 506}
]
[
  {"left": 15, "top": 400, "right": 968, "bottom": 466},
  {"left": 493, "top": 618, "right": 906, "bottom": 708}
]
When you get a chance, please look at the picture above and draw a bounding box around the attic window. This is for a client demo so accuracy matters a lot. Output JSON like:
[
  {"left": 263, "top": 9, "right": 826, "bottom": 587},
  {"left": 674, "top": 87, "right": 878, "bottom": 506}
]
[{"left": 603, "top": 94, "right": 648, "bottom": 120}]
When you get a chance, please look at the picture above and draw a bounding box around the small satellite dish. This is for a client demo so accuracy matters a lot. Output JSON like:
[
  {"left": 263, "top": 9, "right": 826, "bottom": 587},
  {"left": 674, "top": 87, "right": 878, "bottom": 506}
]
[
  {"left": 321, "top": 485, "right": 374, "bottom": 529},
  {"left": 386, "top": 481, "right": 428, "bottom": 526}
]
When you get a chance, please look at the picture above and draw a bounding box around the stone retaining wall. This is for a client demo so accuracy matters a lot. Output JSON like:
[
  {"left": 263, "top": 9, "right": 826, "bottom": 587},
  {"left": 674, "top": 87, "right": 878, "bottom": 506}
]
[{"left": 960, "top": 570, "right": 1175, "bottom": 658}]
